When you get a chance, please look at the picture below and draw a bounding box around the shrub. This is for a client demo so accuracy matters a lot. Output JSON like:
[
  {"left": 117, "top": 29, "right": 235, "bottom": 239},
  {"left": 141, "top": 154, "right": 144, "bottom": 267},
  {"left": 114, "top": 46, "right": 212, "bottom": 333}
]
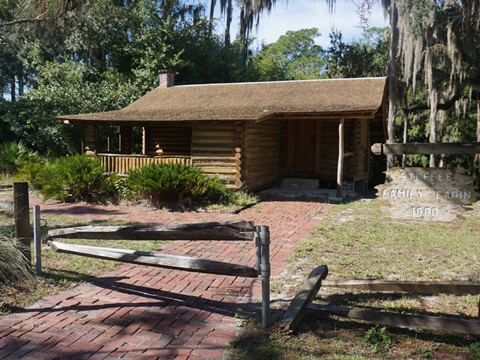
[
  {"left": 0, "top": 233, "right": 34, "bottom": 289},
  {"left": 37, "top": 155, "right": 117, "bottom": 202},
  {"left": 0, "top": 141, "right": 40, "bottom": 175},
  {"left": 126, "top": 163, "right": 233, "bottom": 207},
  {"left": 14, "top": 161, "right": 47, "bottom": 190}
]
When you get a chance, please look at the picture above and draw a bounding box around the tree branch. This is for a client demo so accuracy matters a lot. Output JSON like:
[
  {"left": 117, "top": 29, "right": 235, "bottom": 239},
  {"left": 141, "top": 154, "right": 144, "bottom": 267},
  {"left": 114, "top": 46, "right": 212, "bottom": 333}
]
[{"left": 0, "top": 14, "right": 45, "bottom": 28}]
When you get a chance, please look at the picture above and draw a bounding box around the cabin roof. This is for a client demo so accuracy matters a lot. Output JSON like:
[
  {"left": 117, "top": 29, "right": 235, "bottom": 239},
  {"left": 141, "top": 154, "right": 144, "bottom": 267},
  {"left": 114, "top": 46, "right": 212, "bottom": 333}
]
[{"left": 58, "top": 77, "right": 387, "bottom": 124}]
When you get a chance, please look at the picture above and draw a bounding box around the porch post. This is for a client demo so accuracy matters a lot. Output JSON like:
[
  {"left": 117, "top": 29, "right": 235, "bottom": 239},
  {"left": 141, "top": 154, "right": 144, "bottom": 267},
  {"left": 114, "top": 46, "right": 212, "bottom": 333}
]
[{"left": 337, "top": 118, "right": 344, "bottom": 198}]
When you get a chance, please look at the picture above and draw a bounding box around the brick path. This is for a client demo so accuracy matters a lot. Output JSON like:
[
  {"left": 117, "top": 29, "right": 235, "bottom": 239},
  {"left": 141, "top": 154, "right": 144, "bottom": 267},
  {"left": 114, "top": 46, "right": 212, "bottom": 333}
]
[{"left": 0, "top": 198, "right": 334, "bottom": 359}]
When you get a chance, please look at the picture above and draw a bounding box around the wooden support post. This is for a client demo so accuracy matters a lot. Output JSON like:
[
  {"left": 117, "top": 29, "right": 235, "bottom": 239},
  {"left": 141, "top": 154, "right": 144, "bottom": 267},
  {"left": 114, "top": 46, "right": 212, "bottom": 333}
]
[
  {"left": 33, "top": 206, "right": 42, "bottom": 276},
  {"left": 257, "top": 226, "right": 271, "bottom": 328},
  {"left": 280, "top": 265, "right": 328, "bottom": 332},
  {"left": 337, "top": 118, "right": 345, "bottom": 198},
  {"left": 14, "top": 182, "right": 31, "bottom": 262}
]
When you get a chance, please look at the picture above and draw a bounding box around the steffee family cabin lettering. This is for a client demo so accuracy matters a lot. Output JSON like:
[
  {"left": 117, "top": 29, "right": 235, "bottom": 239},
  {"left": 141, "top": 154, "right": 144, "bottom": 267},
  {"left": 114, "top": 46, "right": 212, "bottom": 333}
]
[
  {"left": 375, "top": 167, "right": 477, "bottom": 222},
  {"left": 381, "top": 189, "right": 423, "bottom": 198},
  {"left": 398, "top": 171, "right": 453, "bottom": 183}
]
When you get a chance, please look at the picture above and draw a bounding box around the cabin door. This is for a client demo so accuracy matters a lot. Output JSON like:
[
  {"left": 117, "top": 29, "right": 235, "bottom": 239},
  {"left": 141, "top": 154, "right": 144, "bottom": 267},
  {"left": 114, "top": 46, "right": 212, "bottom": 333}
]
[{"left": 287, "top": 119, "right": 321, "bottom": 174}]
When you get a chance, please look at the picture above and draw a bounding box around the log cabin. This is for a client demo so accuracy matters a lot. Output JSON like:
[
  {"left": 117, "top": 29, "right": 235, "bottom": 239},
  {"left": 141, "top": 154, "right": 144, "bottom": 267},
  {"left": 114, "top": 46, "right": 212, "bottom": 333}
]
[{"left": 57, "top": 71, "right": 387, "bottom": 195}]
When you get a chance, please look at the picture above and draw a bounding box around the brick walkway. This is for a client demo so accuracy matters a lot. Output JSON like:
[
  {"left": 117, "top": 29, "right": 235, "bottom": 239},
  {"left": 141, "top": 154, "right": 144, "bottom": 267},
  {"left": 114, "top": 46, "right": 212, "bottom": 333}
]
[{"left": 0, "top": 198, "right": 334, "bottom": 359}]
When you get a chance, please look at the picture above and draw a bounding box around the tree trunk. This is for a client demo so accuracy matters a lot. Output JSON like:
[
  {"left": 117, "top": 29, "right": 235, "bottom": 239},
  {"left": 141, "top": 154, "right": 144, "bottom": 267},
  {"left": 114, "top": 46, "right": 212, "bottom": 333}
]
[
  {"left": 387, "top": 4, "right": 399, "bottom": 170},
  {"left": 224, "top": 0, "right": 232, "bottom": 46},
  {"left": 402, "top": 112, "right": 408, "bottom": 167},
  {"left": 209, "top": 0, "right": 216, "bottom": 35},
  {"left": 475, "top": 100, "right": 480, "bottom": 187},
  {"left": 429, "top": 90, "right": 438, "bottom": 168},
  {"left": 10, "top": 77, "right": 15, "bottom": 103}
]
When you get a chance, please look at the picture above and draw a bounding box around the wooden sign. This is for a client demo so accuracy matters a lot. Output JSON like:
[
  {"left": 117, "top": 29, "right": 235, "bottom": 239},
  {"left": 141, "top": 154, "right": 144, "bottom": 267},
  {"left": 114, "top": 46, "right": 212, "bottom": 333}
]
[{"left": 375, "top": 167, "right": 478, "bottom": 221}]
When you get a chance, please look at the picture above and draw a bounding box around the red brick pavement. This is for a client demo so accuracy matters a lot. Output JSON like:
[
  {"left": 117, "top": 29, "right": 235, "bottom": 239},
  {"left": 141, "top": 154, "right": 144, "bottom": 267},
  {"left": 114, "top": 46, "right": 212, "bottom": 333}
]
[{"left": 0, "top": 198, "right": 334, "bottom": 359}]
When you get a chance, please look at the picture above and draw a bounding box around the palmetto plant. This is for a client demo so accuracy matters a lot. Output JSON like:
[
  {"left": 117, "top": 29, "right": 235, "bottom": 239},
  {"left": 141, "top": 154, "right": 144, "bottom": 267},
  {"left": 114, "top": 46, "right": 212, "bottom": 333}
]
[{"left": 0, "top": 141, "right": 40, "bottom": 175}]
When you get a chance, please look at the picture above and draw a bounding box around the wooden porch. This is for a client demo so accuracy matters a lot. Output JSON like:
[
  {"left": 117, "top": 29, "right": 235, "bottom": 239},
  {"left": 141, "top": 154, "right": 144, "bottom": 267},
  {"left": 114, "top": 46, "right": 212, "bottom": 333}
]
[{"left": 97, "top": 153, "right": 242, "bottom": 189}]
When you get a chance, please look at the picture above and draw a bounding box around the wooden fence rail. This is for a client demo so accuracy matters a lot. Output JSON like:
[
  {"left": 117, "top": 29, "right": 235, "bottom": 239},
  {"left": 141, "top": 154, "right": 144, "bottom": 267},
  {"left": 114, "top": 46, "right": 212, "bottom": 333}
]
[
  {"left": 46, "top": 220, "right": 271, "bottom": 327},
  {"left": 47, "top": 221, "right": 255, "bottom": 241},
  {"left": 281, "top": 265, "right": 480, "bottom": 335}
]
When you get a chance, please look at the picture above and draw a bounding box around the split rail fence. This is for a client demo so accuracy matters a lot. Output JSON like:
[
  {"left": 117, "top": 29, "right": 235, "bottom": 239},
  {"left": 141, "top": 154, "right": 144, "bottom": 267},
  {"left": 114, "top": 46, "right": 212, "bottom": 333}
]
[
  {"left": 281, "top": 265, "right": 480, "bottom": 335},
  {"left": 44, "top": 220, "right": 271, "bottom": 327}
]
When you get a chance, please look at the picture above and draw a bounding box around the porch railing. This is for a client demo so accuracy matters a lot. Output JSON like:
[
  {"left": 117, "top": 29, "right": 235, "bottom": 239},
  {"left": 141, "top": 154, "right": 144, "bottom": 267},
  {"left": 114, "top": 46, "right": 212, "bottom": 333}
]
[{"left": 98, "top": 153, "right": 192, "bottom": 175}]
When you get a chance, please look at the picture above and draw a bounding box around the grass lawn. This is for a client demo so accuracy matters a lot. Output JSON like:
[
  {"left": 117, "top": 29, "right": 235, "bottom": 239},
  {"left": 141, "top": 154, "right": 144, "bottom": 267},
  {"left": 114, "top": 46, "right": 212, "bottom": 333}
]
[{"left": 227, "top": 200, "right": 480, "bottom": 360}]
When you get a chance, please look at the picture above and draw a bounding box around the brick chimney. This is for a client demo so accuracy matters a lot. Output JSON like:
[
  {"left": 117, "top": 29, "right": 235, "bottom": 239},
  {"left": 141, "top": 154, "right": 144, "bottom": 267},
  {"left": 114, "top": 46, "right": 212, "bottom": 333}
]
[{"left": 159, "top": 69, "right": 174, "bottom": 88}]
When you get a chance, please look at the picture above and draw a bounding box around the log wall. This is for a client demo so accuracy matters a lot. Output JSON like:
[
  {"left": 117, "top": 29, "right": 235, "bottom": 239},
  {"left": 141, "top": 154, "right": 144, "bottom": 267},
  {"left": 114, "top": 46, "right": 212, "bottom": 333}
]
[
  {"left": 144, "top": 125, "right": 192, "bottom": 156},
  {"left": 242, "top": 120, "right": 282, "bottom": 190},
  {"left": 119, "top": 126, "right": 133, "bottom": 154},
  {"left": 82, "top": 124, "right": 98, "bottom": 154},
  {"left": 192, "top": 123, "right": 242, "bottom": 189},
  {"left": 317, "top": 120, "right": 354, "bottom": 183}
]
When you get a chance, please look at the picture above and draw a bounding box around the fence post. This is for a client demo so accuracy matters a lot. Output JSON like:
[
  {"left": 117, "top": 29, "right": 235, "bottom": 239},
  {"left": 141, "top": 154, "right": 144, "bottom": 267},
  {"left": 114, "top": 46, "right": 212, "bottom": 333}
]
[
  {"left": 257, "top": 226, "right": 271, "bottom": 328},
  {"left": 255, "top": 228, "right": 261, "bottom": 273},
  {"left": 14, "top": 182, "right": 31, "bottom": 262},
  {"left": 33, "top": 206, "right": 42, "bottom": 276}
]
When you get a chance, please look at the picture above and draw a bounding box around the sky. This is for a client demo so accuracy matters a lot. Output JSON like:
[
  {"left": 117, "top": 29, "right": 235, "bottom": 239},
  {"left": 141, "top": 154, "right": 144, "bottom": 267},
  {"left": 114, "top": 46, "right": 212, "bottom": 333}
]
[{"left": 221, "top": 0, "right": 389, "bottom": 49}]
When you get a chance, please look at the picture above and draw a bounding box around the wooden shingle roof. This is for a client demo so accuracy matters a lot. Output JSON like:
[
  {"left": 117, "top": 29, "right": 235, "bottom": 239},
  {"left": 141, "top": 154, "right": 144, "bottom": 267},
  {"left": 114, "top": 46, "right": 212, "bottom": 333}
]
[{"left": 58, "top": 77, "right": 387, "bottom": 124}]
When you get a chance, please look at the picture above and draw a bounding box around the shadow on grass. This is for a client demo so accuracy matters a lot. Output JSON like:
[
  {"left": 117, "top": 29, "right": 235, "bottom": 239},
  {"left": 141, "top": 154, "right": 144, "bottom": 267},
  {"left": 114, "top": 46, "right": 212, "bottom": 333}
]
[
  {"left": 41, "top": 267, "right": 96, "bottom": 284},
  {"left": 227, "top": 312, "right": 477, "bottom": 360}
]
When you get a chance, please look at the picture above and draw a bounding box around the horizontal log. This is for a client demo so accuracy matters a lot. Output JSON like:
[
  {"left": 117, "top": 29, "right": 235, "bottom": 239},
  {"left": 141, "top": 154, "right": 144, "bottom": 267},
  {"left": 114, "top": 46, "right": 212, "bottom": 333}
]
[
  {"left": 200, "top": 167, "right": 239, "bottom": 174},
  {"left": 49, "top": 242, "right": 259, "bottom": 277},
  {"left": 244, "top": 166, "right": 279, "bottom": 175},
  {"left": 195, "top": 124, "right": 236, "bottom": 130},
  {"left": 192, "top": 150, "right": 236, "bottom": 155},
  {"left": 243, "top": 151, "right": 280, "bottom": 159},
  {"left": 47, "top": 221, "right": 255, "bottom": 241},
  {"left": 192, "top": 143, "right": 237, "bottom": 149},
  {"left": 307, "top": 304, "right": 480, "bottom": 336},
  {"left": 204, "top": 174, "right": 241, "bottom": 182},
  {"left": 244, "top": 132, "right": 281, "bottom": 138},
  {"left": 243, "top": 175, "right": 278, "bottom": 185},
  {"left": 371, "top": 142, "right": 480, "bottom": 155},
  {"left": 321, "top": 280, "right": 480, "bottom": 294},
  {"left": 195, "top": 161, "right": 240, "bottom": 167},
  {"left": 193, "top": 156, "right": 238, "bottom": 161}
]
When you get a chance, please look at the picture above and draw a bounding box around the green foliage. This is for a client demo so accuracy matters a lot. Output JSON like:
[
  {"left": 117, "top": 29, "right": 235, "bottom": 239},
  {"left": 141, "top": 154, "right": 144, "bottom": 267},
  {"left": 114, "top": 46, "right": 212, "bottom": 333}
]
[
  {"left": 4, "top": 58, "right": 142, "bottom": 156},
  {"left": 0, "top": 141, "right": 40, "bottom": 175},
  {"left": 36, "top": 155, "right": 117, "bottom": 203},
  {"left": 126, "top": 163, "right": 233, "bottom": 207},
  {"left": 14, "top": 161, "right": 46, "bottom": 189},
  {"left": 326, "top": 28, "right": 389, "bottom": 78},
  {"left": 470, "top": 342, "right": 480, "bottom": 359},
  {"left": 363, "top": 326, "right": 393, "bottom": 353},
  {"left": 248, "top": 28, "right": 326, "bottom": 81}
]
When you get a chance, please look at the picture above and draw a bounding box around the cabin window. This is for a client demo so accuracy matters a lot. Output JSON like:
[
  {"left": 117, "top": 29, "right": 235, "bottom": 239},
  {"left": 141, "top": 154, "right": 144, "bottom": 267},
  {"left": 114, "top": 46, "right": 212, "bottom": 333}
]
[
  {"left": 98, "top": 125, "right": 119, "bottom": 152},
  {"left": 97, "top": 125, "right": 142, "bottom": 154}
]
